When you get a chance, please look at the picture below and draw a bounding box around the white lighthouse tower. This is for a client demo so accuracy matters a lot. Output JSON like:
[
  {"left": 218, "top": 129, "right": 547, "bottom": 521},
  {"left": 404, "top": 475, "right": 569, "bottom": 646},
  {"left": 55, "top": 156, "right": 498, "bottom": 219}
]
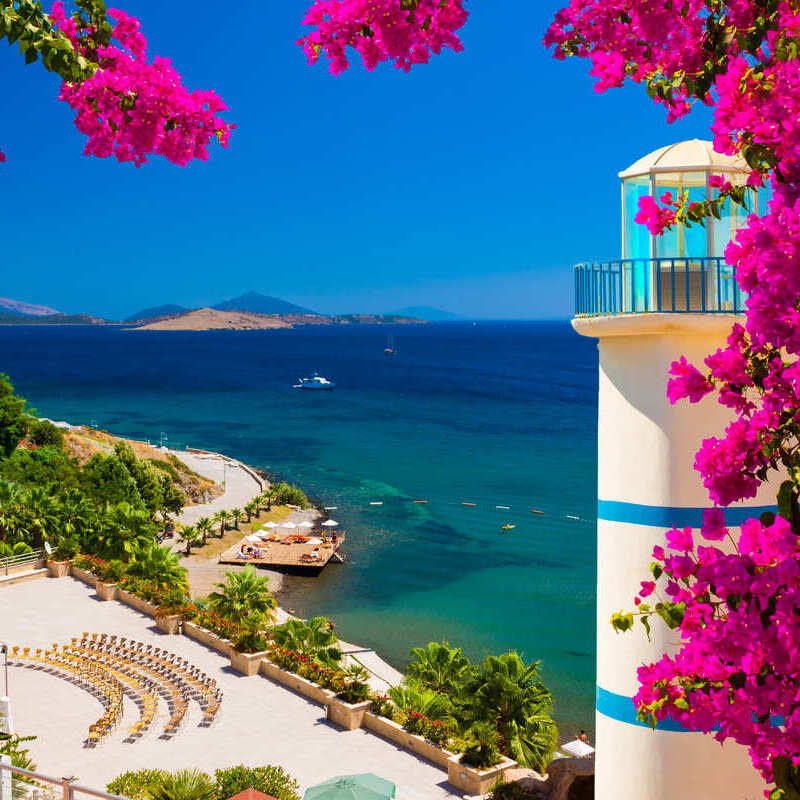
[{"left": 574, "top": 140, "right": 775, "bottom": 800}]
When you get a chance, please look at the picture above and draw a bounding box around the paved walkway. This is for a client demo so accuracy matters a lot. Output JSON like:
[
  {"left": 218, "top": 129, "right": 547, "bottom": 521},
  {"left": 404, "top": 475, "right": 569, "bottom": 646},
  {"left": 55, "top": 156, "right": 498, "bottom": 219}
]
[
  {"left": 175, "top": 451, "right": 264, "bottom": 525},
  {"left": 0, "top": 579, "right": 457, "bottom": 800}
]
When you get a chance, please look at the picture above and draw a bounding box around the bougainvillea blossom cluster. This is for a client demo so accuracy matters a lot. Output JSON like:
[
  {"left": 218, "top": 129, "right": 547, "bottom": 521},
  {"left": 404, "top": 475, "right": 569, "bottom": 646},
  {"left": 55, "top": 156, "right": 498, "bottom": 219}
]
[
  {"left": 0, "top": 1, "right": 231, "bottom": 169},
  {"left": 630, "top": 510, "right": 800, "bottom": 782},
  {"left": 49, "top": 3, "right": 232, "bottom": 167},
  {"left": 298, "top": 0, "right": 468, "bottom": 75},
  {"left": 546, "top": 0, "right": 800, "bottom": 792}
]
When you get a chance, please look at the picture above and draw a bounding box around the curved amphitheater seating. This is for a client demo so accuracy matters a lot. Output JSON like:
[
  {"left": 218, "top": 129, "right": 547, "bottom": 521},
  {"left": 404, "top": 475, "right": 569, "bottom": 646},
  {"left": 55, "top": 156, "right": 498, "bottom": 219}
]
[{"left": 9, "top": 633, "right": 222, "bottom": 747}]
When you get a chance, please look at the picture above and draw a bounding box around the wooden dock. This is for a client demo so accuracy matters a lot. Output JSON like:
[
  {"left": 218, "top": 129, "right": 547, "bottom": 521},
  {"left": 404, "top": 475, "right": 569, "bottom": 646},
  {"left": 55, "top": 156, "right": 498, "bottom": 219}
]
[{"left": 219, "top": 532, "right": 346, "bottom": 575}]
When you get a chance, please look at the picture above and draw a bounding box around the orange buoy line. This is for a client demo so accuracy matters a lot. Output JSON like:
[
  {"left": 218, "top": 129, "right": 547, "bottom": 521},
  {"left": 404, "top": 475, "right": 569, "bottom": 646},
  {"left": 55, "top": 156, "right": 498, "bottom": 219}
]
[
  {"left": 461, "top": 502, "right": 477, "bottom": 507},
  {"left": 413, "top": 500, "right": 428, "bottom": 504},
  {"left": 530, "top": 509, "right": 545, "bottom": 515}
]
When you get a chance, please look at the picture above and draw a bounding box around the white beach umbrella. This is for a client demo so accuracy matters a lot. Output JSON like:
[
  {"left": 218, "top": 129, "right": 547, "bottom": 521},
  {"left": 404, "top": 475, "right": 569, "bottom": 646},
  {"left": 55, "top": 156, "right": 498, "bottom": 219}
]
[
  {"left": 307, "top": 537, "right": 323, "bottom": 546},
  {"left": 263, "top": 521, "right": 278, "bottom": 529},
  {"left": 561, "top": 740, "right": 595, "bottom": 758},
  {"left": 298, "top": 520, "right": 314, "bottom": 529},
  {"left": 321, "top": 520, "right": 338, "bottom": 527},
  {"left": 245, "top": 534, "right": 262, "bottom": 543},
  {"left": 282, "top": 522, "right": 298, "bottom": 529}
]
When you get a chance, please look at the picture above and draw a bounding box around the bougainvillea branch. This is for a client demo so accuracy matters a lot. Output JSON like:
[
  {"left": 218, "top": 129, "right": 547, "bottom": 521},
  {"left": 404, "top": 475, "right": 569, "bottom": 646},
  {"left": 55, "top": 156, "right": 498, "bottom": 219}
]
[
  {"left": 297, "top": 0, "right": 468, "bottom": 75},
  {"left": 1, "top": 0, "right": 232, "bottom": 168},
  {"left": 546, "top": 1, "right": 800, "bottom": 796}
]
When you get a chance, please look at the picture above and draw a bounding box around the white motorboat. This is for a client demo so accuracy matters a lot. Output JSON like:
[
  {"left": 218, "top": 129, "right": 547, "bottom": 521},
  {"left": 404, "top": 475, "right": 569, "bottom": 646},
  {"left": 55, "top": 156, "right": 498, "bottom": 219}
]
[{"left": 294, "top": 372, "right": 335, "bottom": 390}]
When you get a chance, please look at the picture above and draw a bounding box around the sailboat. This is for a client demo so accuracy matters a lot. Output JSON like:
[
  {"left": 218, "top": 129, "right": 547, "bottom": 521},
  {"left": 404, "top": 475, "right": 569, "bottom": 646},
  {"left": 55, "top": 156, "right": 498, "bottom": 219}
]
[{"left": 384, "top": 335, "right": 396, "bottom": 355}]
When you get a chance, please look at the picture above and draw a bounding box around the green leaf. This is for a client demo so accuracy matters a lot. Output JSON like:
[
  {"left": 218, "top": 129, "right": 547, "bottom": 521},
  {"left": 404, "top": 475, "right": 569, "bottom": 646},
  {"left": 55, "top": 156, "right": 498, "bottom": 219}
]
[
  {"left": 655, "top": 601, "right": 685, "bottom": 629},
  {"left": 777, "top": 480, "right": 796, "bottom": 523},
  {"left": 650, "top": 562, "right": 663, "bottom": 579},
  {"left": 610, "top": 611, "right": 634, "bottom": 633}
]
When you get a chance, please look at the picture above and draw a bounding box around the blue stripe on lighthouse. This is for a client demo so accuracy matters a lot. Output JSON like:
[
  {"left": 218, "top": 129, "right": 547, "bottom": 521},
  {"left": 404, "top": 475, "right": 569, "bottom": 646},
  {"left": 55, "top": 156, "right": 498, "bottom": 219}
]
[
  {"left": 597, "top": 500, "right": 776, "bottom": 529},
  {"left": 597, "top": 687, "right": 783, "bottom": 731},
  {"left": 596, "top": 687, "right": 694, "bottom": 732}
]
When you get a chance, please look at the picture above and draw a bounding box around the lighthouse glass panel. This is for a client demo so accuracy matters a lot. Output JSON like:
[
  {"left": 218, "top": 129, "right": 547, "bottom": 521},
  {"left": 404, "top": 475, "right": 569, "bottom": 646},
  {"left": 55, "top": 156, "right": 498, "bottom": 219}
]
[
  {"left": 622, "top": 177, "right": 651, "bottom": 260},
  {"left": 652, "top": 171, "right": 709, "bottom": 259}
]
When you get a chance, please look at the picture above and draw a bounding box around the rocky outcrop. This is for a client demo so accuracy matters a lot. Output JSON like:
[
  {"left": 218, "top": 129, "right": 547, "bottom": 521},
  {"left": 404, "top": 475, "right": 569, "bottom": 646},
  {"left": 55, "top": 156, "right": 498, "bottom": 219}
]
[
  {"left": 493, "top": 758, "right": 594, "bottom": 800},
  {"left": 545, "top": 758, "right": 595, "bottom": 800}
]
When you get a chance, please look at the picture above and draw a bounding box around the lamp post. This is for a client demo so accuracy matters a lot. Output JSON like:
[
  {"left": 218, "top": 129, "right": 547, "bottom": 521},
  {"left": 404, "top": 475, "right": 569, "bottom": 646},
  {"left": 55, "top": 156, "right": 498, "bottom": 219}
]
[
  {"left": 0, "top": 643, "right": 12, "bottom": 736},
  {"left": 1, "top": 644, "right": 7, "bottom": 697}
]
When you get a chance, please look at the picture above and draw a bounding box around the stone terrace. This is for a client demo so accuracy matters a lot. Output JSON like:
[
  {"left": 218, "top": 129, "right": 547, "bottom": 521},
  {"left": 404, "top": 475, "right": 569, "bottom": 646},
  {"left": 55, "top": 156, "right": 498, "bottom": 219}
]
[{"left": 0, "top": 579, "right": 459, "bottom": 800}]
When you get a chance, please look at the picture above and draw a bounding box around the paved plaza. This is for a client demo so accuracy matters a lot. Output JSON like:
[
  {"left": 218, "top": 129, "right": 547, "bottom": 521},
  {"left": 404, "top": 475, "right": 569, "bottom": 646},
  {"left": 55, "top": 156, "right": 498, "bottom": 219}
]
[{"left": 0, "top": 579, "right": 458, "bottom": 800}]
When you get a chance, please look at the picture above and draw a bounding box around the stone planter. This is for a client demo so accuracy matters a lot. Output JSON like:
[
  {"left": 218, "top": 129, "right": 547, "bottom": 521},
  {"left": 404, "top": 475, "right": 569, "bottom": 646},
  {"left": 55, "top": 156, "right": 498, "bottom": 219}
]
[
  {"left": 155, "top": 614, "right": 182, "bottom": 635},
  {"left": 117, "top": 588, "right": 158, "bottom": 617},
  {"left": 362, "top": 712, "right": 454, "bottom": 769},
  {"left": 259, "top": 660, "right": 334, "bottom": 704},
  {"left": 230, "top": 649, "right": 269, "bottom": 676},
  {"left": 95, "top": 581, "right": 118, "bottom": 601},
  {"left": 447, "top": 755, "right": 518, "bottom": 796},
  {"left": 46, "top": 560, "right": 70, "bottom": 578},
  {"left": 326, "top": 697, "right": 371, "bottom": 731},
  {"left": 70, "top": 565, "right": 96, "bottom": 585},
  {"left": 183, "top": 621, "right": 233, "bottom": 655}
]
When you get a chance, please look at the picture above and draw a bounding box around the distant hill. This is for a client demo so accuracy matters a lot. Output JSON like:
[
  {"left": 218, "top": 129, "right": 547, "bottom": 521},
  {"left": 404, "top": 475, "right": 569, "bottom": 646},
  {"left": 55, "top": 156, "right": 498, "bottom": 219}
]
[
  {"left": 213, "top": 291, "right": 318, "bottom": 316},
  {"left": 126, "top": 304, "right": 190, "bottom": 322},
  {"left": 0, "top": 312, "right": 110, "bottom": 326},
  {"left": 389, "top": 305, "right": 461, "bottom": 321},
  {"left": 131, "top": 308, "right": 295, "bottom": 332},
  {"left": 0, "top": 297, "right": 61, "bottom": 317},
  {"left": 331, "top": 314, "right": 426, "bottom": 325}
]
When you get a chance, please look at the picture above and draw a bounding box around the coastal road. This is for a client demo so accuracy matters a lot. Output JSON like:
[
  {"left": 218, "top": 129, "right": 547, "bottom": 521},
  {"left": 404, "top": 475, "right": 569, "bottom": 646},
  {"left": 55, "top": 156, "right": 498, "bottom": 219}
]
[{"left": 173, "top": 450, "right": 264, "bottom": 525}]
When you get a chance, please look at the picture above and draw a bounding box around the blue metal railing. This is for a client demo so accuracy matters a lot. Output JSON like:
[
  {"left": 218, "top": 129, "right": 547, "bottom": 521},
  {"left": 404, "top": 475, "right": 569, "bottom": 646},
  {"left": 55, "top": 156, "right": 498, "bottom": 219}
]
[{"left": 574, "top": 257, "right": 746, "bottom": 316}]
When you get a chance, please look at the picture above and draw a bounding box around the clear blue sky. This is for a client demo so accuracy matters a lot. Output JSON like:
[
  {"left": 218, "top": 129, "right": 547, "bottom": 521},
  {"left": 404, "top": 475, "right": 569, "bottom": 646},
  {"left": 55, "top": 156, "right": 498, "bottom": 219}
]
[{"left": 0, "top": 1, "right": 714, "bottom": 320}]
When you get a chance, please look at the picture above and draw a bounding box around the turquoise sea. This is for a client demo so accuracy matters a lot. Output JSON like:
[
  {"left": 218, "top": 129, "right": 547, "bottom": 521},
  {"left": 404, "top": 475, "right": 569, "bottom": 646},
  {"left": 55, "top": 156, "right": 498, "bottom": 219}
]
[{"left": 0, "top": 321, "right": 598, "bottom": 732}]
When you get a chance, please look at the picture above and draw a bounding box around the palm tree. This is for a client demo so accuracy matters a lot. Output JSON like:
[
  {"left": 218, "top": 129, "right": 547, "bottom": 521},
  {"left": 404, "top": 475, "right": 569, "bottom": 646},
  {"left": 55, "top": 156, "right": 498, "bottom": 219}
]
[
  {"left": 464, "top": 651, "right": 558, "bottom": 771},
  {"left": 148, "top": 770, "right": 216, "bottom": 800},
  {"left": 207, "top": 565, "right": 277, "bottom": 623},
  {"left": 462, "top": 721, "right": 502, "bottom": 769},
  {"left": 0, "top": 480, "right": 23, "bottom": 544},
  {"left": 97, "top": 502, "right": 156, "bottom": 561},
  {"left": 58, "top": 488, "right": 96, "bottom": 541},
  {"left": 213, "top": 509, "right": 231, "bottom": 537},
  {"left": 405, "top": 641, "right": 475, "bottom": 696},
  {"left": 388, "top": 683, "right": 455, "bottom": 724},
  {"left": 230, "top": 508, "right": 242, "bottom": 529},
  {"left": 24, "top": 486, "right": 58, "bottom": 548},
  {"left": 244, "top": 501, "right": 256, "bottom": 523},
  {"left": 266, "top": 485, "right": 279, "bottom": 511},
  {"left": 196, "top": 517, "right": 213, "bottom": 545},
  {"left": 127, "top": 544, "right": 188, "bottom": 591},
  {"left": 271, "top": 617, "right": 341, "bottom": 667},
  {"left": 180, "top": 525, "right": 201, "bottom": 556}
]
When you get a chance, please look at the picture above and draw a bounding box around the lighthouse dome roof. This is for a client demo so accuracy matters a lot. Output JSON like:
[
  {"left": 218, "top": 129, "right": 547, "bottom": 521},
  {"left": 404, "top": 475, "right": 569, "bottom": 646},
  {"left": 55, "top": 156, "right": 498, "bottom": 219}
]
[{"left": 619, "top": 139, "right": 750, "bottom": 180}]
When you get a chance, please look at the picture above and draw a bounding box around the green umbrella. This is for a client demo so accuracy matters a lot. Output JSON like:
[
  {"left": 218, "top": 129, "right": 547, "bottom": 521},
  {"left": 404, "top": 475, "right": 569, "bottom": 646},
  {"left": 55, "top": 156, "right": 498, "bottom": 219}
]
[{"left": 303, "top": 774, "right": 396, "bottom": 800}]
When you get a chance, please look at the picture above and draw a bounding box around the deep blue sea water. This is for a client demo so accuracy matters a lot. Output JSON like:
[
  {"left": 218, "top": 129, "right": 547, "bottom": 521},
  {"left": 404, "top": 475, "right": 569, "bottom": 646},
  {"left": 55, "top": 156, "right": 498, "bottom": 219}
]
[{"left": 0, "top": 321, "right": 598, "bottom": 731}]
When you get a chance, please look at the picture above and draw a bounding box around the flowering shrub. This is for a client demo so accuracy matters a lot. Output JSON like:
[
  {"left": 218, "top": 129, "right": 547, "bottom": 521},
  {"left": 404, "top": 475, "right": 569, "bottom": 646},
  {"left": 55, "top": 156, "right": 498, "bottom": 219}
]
[
  {"left": 546, "top": 0, "right": 800, "bottom": 793},
  {"left": 193, "top": 607, "right": 243, "bottom": 642},
  {"left": 404, "top": 709, "right": 453, "bottom": 748},
  {"left": 298, "top": 0, "right": 468, "bottom": 76},
  {"left": 369, "top": 692, "right": 395, "bottom": 721},
  {"left": 268, "top": 646, "right": 344, "bottom": 692}
]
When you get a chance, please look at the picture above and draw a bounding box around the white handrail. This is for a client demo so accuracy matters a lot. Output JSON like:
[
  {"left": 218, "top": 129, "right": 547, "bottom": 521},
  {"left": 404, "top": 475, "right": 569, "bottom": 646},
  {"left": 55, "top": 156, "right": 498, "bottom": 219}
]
[
  {"left": 0, "top": 550, "right": 43, "bottom": 577},
  {"left": 0, "top": 762, "right": 129, "bottom": 800}
]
